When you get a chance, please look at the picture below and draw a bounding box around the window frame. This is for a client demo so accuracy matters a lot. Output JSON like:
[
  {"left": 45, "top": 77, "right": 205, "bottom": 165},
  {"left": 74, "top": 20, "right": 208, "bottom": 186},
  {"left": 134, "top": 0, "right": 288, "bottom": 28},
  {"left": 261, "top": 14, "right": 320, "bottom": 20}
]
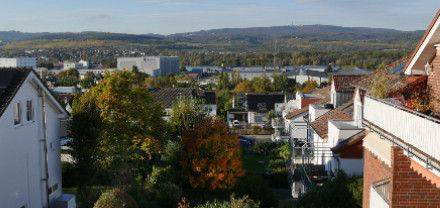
[{"left": 26, "top": 100, "right": 34, "bottom": 122}]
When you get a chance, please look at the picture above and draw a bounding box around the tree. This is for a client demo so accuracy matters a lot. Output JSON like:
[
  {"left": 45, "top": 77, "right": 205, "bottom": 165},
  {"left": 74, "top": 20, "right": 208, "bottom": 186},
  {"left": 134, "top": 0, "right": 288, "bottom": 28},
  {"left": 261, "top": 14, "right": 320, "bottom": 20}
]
[
  {"left": 272, "top": 72, "right": 289, "bottom": 92},
  {"left": 57, "top": 68, "right": 80, "bottom": 86},
  {"left": 79, "top": 71, "right": 96, "bottom": 89},
  {"left": 181, "top": 118, "right": 244, "bottom": 190},
  {"left": 251, "top": 76, "right": 272, "bottom": 93},
  {"left": 216, "top": 89, "right": 233, "bottom": 119},
  {"left": 170, "top": 97, "right": 207, "bottom": 137},
  {"left": 70, "top": 71, "right": 168, "bottom": 186},
  {"left": 234, "top": 80, "right": 253, "bottom": 93},
  {"left": 370, "top": 67, "right": 391, "bottom": 99},
  {"left": 301, "top": 80, "right": 319, "bottom": 93}
]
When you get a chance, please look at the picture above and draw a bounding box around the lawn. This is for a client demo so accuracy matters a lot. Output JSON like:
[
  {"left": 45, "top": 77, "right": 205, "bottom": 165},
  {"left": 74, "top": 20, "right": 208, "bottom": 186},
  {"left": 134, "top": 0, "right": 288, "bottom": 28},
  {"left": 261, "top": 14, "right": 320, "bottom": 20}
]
[{"left": 242, "top": 153, "right": 268, "bottom": 175}]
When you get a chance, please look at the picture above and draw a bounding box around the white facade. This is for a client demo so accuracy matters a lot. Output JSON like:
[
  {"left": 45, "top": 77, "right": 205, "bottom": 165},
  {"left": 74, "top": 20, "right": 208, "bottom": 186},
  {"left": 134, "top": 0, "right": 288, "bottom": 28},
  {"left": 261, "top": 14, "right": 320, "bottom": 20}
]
[
  {"left": 0, "top": 72, "right": 72, "bottom": 208},
  {"left": 0, "top": 57, "right": 37, "bottom": 70},
  {"left": 63, "top": 62, "right": 76, "bottom": 70},
  {"left": 77, "top": 60, "right": 89, "bottom": 69},
  {"left": 117, "top": 56, "right": 179, "bottom": 77}
]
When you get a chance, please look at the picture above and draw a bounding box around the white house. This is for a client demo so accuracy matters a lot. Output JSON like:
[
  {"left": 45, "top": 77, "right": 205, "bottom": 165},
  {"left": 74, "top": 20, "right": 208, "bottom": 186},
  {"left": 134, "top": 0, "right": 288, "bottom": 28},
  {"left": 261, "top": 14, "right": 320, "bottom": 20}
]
[
  {"left": 0, "top": 68, "right": 76, "bottom": 208},
  {"left": 63, "top": 62, "right": 76, "bottom": 70}
]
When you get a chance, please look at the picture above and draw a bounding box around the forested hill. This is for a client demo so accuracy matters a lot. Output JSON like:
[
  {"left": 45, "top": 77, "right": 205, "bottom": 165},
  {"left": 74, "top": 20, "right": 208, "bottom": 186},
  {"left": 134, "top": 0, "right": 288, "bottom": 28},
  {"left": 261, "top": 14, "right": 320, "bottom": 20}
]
[
  {"left": 0, "top": 25, "right": 423, "bottom": 43},
  {"left": 0, "top": 31, "right": 163, "bottom": 42},
  {"left": 167, "top": 25, "right": 424, "bottom": 42}
]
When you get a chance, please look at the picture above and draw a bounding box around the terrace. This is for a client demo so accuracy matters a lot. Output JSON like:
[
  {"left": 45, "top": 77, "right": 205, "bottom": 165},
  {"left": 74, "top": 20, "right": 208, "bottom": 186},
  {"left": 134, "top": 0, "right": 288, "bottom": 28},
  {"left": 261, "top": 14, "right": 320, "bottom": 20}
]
[{"left": 363, "top": 95, "right": 440, "bottom": 175}]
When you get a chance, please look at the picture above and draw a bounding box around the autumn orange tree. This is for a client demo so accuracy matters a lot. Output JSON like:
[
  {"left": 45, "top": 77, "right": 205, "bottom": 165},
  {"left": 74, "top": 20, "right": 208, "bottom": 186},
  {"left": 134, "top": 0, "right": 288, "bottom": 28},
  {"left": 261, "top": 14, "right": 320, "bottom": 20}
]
[{"left": 180, "top": 118, "right": 244, "bottom": 190}]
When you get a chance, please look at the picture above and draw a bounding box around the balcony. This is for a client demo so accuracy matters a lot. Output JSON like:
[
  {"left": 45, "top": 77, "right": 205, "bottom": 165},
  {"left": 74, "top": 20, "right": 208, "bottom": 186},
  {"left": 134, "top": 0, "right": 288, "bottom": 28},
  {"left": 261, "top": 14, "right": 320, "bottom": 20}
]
[{"left": 363, "top": 96, "right": 440, "bottom": 172}]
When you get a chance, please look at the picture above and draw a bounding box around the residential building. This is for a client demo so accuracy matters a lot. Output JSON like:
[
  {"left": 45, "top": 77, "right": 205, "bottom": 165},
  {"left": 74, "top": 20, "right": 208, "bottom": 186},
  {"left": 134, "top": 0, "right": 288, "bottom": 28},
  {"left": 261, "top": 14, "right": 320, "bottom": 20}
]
[
  {"left": 228, "top": 93, "right": 284, "bottom": 126},
  {"left": 288, "top": 65, "right": 333, "bottom": 85},
  {"left": 117, "top": 56, "right": 180, "bottom": 77},
  {"left": 273, "top": 91, "right": 323, "bottom": 141},
  {"left": 63, "top": 62, "right": 76, "bottom": 70},
  {"left": 361, "top": 10, "right": 440, "bottom": 207},
  {"left": 0, "top": 57, "right": 37, "bottom": 70},
  {"left": 77, "top": 60, "right": 89, "bottom": 69},
  {"left": 0, "top": 68, "right": 75, "bottom": 208},
  {"left": 330, "top": 69, "right": 371, "bottom": 108},
  {"left": 150, "top": 87, "right": 216, "bottom": 120}
]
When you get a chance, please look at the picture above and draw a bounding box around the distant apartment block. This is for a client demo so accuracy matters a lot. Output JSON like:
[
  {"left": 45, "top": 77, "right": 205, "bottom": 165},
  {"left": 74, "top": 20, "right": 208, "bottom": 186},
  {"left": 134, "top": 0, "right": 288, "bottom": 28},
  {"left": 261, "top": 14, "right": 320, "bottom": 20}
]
[
  {"left": 117, "top": 56, "right": 179, "bottom": 77},
  {"left": 0, "top": 57, "right": 37, "bottom": 70}
]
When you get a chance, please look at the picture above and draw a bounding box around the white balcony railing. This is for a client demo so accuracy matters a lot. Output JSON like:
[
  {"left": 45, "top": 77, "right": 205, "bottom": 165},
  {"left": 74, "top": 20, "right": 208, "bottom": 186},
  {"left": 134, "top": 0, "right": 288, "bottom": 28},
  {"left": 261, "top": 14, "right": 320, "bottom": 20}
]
[{"left": 364, "top": 96, "right": 440, "bottom": 162}]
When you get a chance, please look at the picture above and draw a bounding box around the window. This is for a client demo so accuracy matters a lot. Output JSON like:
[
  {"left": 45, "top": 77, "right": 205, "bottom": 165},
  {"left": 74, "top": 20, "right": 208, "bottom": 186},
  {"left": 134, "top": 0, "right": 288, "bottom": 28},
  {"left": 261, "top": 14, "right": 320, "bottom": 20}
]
[
  {"left": 14, "top": 102, "right": 21, "bottom": 125},
  {"left": 26, "top": 100, "right": 34, "bottom": 121}
]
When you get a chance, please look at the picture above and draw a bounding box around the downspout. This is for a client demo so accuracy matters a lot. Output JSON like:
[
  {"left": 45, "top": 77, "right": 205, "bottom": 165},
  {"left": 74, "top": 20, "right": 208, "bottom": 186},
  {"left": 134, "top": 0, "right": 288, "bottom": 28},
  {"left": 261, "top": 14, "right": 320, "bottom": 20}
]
[{"left": 38, "top": 86, "right": 51, "bottom": 208}]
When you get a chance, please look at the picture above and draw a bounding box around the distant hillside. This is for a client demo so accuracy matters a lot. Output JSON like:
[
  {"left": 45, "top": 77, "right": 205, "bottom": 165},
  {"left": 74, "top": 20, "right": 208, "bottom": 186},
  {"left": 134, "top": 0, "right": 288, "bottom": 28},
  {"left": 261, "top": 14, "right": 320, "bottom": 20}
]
[
  {"left": 168, "top": 25, "right": 424, "bottom": 43},
  {"left": 0, "top": 31, "right": 164, "bottom": 43},
  {"left": 0, "top": 25, "right": 424, "bottom": 44}
]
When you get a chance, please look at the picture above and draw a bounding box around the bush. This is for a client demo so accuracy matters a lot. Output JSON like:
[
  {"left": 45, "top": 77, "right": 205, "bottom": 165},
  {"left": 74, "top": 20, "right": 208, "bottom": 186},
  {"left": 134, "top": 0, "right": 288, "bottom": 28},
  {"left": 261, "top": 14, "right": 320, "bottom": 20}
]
[
  {"left": 234, "top": 175, "right": 278, "bottom": 208},
  {"left": 61, "top": 162, "right": 76, "bottom": 188},
  {"left": 155, "top": 182, "right": 182, "bottom": 207},
  {"left": 77, "top": 186, "right": 108, "bottom": 208},
  {"left": 146, "top": 166, "right": 177, "bottom": 188},
  {"left": 195, "top": 195, "right": 260, "bottom": 208},
  {"left": 93, "top": 188, "right": 138, "bottom": 208},
  {"left": 265, "top": 172, "right": 289, "bottom": 189},
  {"left": 295, "top": 172, "right": 363, "bottom": 208}
]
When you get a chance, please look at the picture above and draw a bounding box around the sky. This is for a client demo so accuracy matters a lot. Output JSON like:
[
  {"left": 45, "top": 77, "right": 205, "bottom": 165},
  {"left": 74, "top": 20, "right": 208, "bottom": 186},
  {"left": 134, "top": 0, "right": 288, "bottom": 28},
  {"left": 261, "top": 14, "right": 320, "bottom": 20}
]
[{"left": 0, "top": 0, "right": 438, "bottom": 35}]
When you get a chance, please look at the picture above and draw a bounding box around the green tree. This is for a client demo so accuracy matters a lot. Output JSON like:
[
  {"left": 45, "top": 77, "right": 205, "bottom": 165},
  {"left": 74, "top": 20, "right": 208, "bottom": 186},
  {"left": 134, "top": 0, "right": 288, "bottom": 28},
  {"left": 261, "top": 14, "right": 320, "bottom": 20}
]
[
  {"left": 272, "top": 72, "right": 289, "bottom": 92},
  {"left": 70, "top": 71, "right": 168, "bottom": 186},
  {"left": 79, "top": 71, "right": 96, "bottom": 89},
  {"left": 251, "top": 76, "right": 272, "bottom": 93},
  {"left": 170, "top": 97, "right": 207, "bottom": 137},
  {"left": 57, "top": 68, "right": 80, "bottom": 86},
  {"left": 216, "top": 89, "right": 233, "bottom": 119}
]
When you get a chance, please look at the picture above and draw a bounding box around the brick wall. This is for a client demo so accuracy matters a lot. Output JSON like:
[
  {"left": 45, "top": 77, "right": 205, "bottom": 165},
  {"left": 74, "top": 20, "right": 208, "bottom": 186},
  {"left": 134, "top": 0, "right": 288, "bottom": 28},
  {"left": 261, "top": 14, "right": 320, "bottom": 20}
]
[
  {"left": 428, "top": 46, "right": 440, "bottom": 114},
  {"left": 391, "top": 147, "right": 440, "bottom": 207},
  {"left": 362, "top": 149, "right": 392, "bottom": 208}
]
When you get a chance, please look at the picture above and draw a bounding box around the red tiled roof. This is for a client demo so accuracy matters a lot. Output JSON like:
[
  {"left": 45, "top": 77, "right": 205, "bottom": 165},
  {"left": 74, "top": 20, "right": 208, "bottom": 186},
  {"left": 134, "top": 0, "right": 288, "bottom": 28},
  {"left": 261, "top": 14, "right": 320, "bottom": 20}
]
[
  {"left": 404, "top": 9, "right": 440, "bottom": 74},
  {"left": 285, "top": 107, "right": 308, "bottom": 120},
  {"left": 333, "top": 75, "right": 366, "bottom": 93},
  {"left": 301, "top": 97, "right": 321, "bottom": 108},
  {"left": 310, "top": 103, "right": 353, "bottom": 139}
]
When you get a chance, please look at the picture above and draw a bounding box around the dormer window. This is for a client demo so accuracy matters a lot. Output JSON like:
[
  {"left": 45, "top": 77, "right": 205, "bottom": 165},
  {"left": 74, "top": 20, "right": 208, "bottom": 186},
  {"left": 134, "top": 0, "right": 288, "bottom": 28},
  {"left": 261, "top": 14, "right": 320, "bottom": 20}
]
[{"left": 14, "top": 102, "right": 21, "bottom": 125}]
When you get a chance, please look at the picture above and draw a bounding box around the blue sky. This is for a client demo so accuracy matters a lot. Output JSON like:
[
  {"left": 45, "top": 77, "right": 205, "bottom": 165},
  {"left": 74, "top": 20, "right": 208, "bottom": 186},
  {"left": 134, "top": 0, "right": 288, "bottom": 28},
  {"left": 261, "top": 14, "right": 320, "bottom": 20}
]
[{"left": 0, "top": 0, "right": 438, "bottom": 34}]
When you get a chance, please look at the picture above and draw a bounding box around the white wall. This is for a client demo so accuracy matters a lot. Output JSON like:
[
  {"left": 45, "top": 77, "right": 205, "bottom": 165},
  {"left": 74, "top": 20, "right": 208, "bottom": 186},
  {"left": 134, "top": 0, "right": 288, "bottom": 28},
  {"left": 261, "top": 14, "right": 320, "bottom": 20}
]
[
  {"left": 0, "top": 73, "right": 65, "bottom": 208},
  {"left": 370, "top": 186, "right": 390, "bottom": 208}
]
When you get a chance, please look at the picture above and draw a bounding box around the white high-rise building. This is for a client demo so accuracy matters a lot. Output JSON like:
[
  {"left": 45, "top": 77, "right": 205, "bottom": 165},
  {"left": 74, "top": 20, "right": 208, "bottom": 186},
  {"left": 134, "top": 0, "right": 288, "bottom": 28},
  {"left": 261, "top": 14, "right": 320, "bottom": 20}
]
[
  {"left": 0, "top": 57, "right": 37, "bottom": 70},
  {"left": 117, "top": 56, "right": 179, "bottom": 77}
]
